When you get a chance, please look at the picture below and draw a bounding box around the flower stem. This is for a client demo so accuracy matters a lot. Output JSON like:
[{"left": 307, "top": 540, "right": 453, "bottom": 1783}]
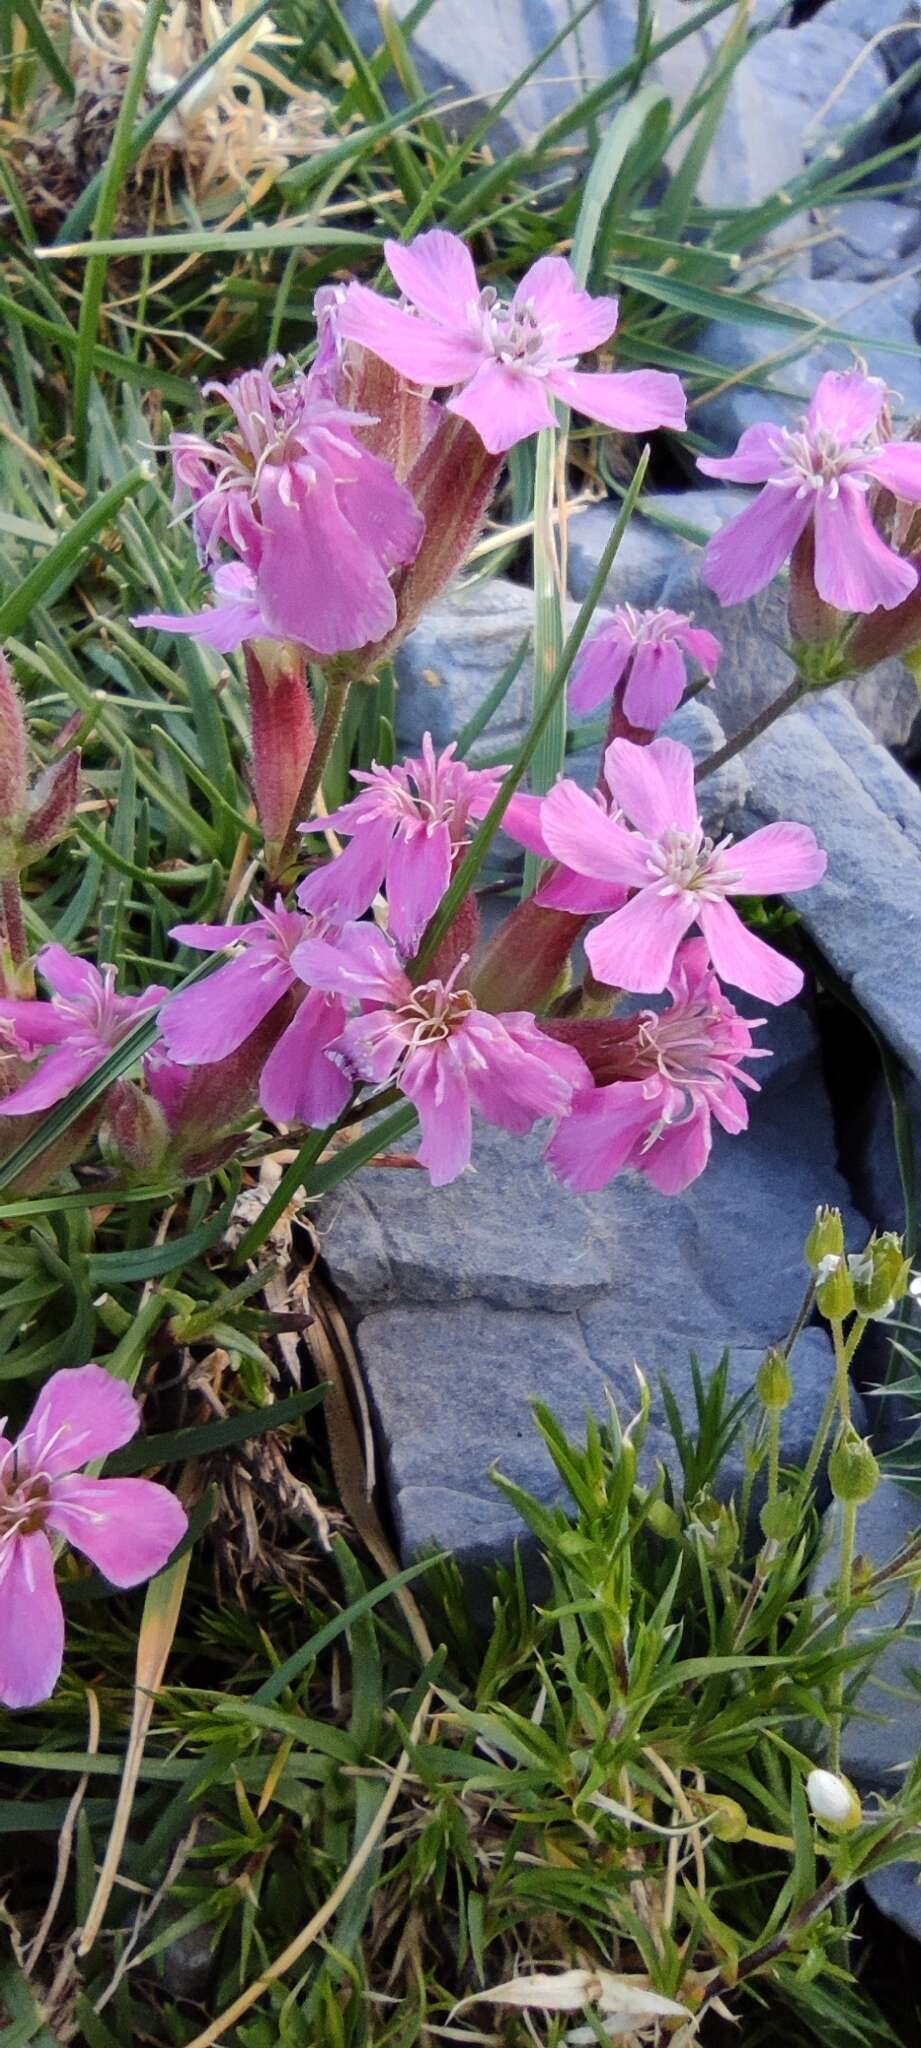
[
  {"left": 695, "top": 673, "right": 810, "bottom": 783},
  {"left": 0, "top": 874, "right": 30, "bottom": 993},
  {"left": 830, "top": 1498, "right": 858, "bottom": 1775},
  {"left": 280, "top": 674, "right": 353, "bottom": 869}
]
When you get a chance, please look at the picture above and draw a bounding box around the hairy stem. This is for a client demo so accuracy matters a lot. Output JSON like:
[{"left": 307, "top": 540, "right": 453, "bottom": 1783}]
[{"left": 0, "top": 874, "right": 30, "bottom": 990}]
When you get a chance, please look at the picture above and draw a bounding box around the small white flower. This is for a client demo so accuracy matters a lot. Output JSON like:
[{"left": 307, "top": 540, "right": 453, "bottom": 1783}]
[{"left": 806, "top": 1768, "right": 861, "bottom": 1829}]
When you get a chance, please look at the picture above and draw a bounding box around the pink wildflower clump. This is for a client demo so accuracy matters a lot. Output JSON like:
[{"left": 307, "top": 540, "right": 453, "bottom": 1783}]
[
  {"left": 161, "top": 901, "right": 351, "bottom": 1128},
  {"left": 540, "top": 736, "right": 826, "bottom": 1005},
  {"left": 0, "top": 946, "right": 166, "bottom": 1116},
  {"left": 0, "top": 1365, "right": 187, "bottom": 1709},
  {"left": 337, "top": 229, "right": 687, "bottom": 456},
  {"left": 297, "top": 734, "right": 506, "bottom": 953},
  {"left": 698, "top": 371, "right": 921, "bottom": 611},
  {"left": 133, "top": 355, "right": 424, "bottom": 656},
  {"left": 569, "top": 606, "right": 722, "bottom": 729},
  {"left": 546, "top": 941, "right": 767, "bottom": 1195},
  {"left": 289, "top": 921, "right": 589, "bottom": 1186}
]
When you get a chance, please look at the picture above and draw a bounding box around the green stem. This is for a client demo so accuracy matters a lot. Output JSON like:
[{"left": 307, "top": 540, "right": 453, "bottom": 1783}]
[
  {"left": 695, "top": 673, "right": 810, "bottom": 783},
  {"left": 232, "top": 1083, "right": 403, "bottom": 1265},
  {"left": 800, "top": 1317, "right": 865, "bottom": 1500},
  {"left": 280, "top": 674, "right": 353, "bottom": 868},
  {"left": 830, "top": 1498, "right": 858, "bottom": 1776},
  {"left": 831, "top": 1318, "right": 852, "bottom": 1427}
]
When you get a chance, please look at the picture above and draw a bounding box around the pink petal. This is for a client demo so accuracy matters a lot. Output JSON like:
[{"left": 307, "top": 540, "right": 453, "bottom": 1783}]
[
  {"left": 161, "top": 954, "right": 292, "bottom": 1065},
  {"left": 546, "top": 1080, "right": 654, "bottom": 1191},
  {"left": 536, "top": 867, "right": 626, "bottom": 913},
  {"left": 258, "top": 991, "right": 351, "bottom": 1126},
  {"left": 569, "top": 629, "right": 631, "bottom": 715},
  {"left": 548, "top": 367, "right": 686, "bottom": 434},
  {"left": 383, "top": 229, "right": 479, "bottom": 325},
  {"left": 604, "top": 735, "right": 699, "bottom": 838},
  {"left": 807, "top": 369, "right": 885, "bottom": 444},
  {"left": 297, "top": 819, "right": 395, "bottom": 927},
  {"left": 812, "top": 482, "right": 917, "bottom": 613},
  {"left": 0, "top": 1045, "right": 99, "bottom": 1116},
  {"left": 291, "top": 923, "right": 408, "bottom": 1006},
  {"left": 728, "top": 820, "right": 827, "bottom": 894},
  {"left": 642, "top": 1106, "right": 712, "bottom": 1193},
  {"left": 0, "top": 1532, "right": 64, "bottom": 1709},
  {"left": 132, "top": 598, "right": 263, "bottom": 654},
  {"left": 256, "top": 468, "right": 397, "bottom": 655},
  {"left": 169, "top": 920, "right": 251, "bottom": 949},
  {"left": 448, "top": 360, "right": 557, "bottom": 453},
  {"left": 47, "top": 1475, "right": 187, "bottom": 1585},
  {"left": 0, "top": 998, "right": 71, "bottom": 1047},
  {"left": 697, "top": 421, "right": 788, "bottom": 484},
  {"left": 386, "top": 820, "right": 452, "bottom": 954},
  {"left": 461, "top": 1012, "right": 582, "bottom": 1132},
  {"left": 36, "top": 945, "right": 98, "bottom": 1001},
  {"left": 698, "top": 898, "right": 804, "bottom": 1004},
  {"left": 622, "top": 641, "right": 686, "bottom": 728},
  {"left": 586, "top": 885, "right": 698, "bottom": 993},
  {"left": 700, "top": 484, "right": 812, "bottom": 605},
  {"left": 502, "top": 792, "right": 553, "bottom": 859},
  {"left": 338, "top": 282, "right": 485, "bottom": 385},
  {"left": 332, "top": 442, "right": 424, "bottom": 576},
  {"left": 515, "top": 255, "right": 619, "bottom": 354},
  {"left": 401, "top": 1041, "right": 472, "bottom": 1186},
  {"left": 710, "top": 1077, "right": 752, "bottom": 1136},
  {"left": 22, "top": 1363, "right": 140, "bottom": 1477},
  {"left": 540, "top": 779, "right": 651, "bottom": 886},
  {"left": 678, "top": 625, "right": 722, "bottom": 676},
  {"left": 863, "top": 441, "right": 921, "bottom": 504}
]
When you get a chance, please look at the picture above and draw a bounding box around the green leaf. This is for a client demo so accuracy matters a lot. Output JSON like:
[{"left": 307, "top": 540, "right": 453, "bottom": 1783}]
[{"left": 0, "top": 473, "right": 145, "bottom": 638}]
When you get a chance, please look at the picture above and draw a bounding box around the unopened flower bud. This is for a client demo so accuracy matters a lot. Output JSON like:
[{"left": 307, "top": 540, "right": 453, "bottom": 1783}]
[
  {"left": 788, "top": 527, "right": 841, "bottom": 648},
  {"left": 760, "top": 1493, "right": 799, "bottom": 1544},
  {"left": 646, "top": 1498, "right": 681, "bottom": 1542},
  {"left": 815, "top": 1252, "right": 855, "bottom": 1321},
  {"left": 806, "top": 1768, "right": 862, "bottom": 1832},
  {"left": 829, "top": 1425, "right": 880, "bottom": 1505},
  {"left": 848, "top": 1232, "right": 911, "bottom": 1320},
  {"left": 243, "top": 640, "right": 316, "bottom": 878},
  {"left": 805, "top": 1206, "right": 845, "bottom": 1269},
  {"left": 19, "top": 749, "right": 81, "bottom": 867},
  {"left": 694, "top": 1792, "right": 749, "bottom": 1842},
  {"left": 0, "top": 651, "right": 27, "bottom": 861},
  {"left": 757, "top": 1347, "right": 792, "bottom": 1412},
  {"left": 689, "top": 1494, "right": 739, "bottom": 1566}
]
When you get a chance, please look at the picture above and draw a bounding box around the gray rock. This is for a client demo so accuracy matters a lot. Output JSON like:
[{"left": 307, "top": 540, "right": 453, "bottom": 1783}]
[
  {"left": 695, "top": 275, "right": 921, "bottom": 453},
  {"left": 566, "top": 503, "right": 681, "bottom": 611},
  {"left": 657, "top": 16, "right": 891, "bottom": 212},
  {"left": 320, "top": 1005, "right": 869, "bottom": 1569},
  {"left": 810, "top": 1477, "right": 921, "bottom": 1786},
  {"left": 726, "top": 693, "right": 921, "bottom": 1085},
  {"left": 811, "top": 199, "right": 918, "bottom": 281},
  {"left": 856, "top": 1072, "right": 921, "bottom": 1236},
  {"left": 819, "top": 0, "right": 921, "bottom": 74},
  {"left": 864, "top": 1858, "right": 921, "bottom": 1942}
]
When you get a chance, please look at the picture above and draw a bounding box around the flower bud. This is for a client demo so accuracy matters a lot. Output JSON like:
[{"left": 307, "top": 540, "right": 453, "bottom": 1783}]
[
  {"left": 100, "top": 1078, "right": 171, "bottom": 1177},
  {"left": 19, "top": 749, "right": 81, "bottom": 867},
  {"left": 693, "top": 1792, "right": 749, "bottom": 1841},
  {"left": 760, "top": 1492, "right": 800, "bottom": 1544},
  {"left": 689, "top": 1494, "right": 739, "bottom": 1566},
  {"left": 243, "top": 640, "right": 316, "bottom": 877},
  {"left": 0, "top": 652, "right": 28, "bottom": 876},
  {"left": 757, "top": 1347, "right": 792, "bottom": 1412},
  {"left": 472, "top": 897, "right": 587, "bottom": 1015},
  {"left": 646, "top": 1498, "right": 681, "bottom": 1542},
  {"left": 815, "top": 1253, "right": 855, "bottom": 1321},
  {"left": 847, "top": 1232, "right": 911, "bottom": 1320},
  {"left": 805, "top": 1206, "right": 845, "bottom": 1269},
  {"left": 805, "top": 1768, "right": 862, "bottom": 1832},
  {"left": 829, "top": 1425, "right": 880, "bottom": 1505},
  {"left": 788, "top": 527, "right": 841, "bottom": 647}
]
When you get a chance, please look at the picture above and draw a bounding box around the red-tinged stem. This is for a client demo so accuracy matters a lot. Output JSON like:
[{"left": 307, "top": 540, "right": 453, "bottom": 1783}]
[
  {"left": 0, "top": 874, "right": 30, "bottom": 992},
  {"left": 282, "top": 674, "right": 353, "bottom": 861}
]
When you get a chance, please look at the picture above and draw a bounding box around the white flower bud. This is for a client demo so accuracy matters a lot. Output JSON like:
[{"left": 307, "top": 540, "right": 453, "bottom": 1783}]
[{"left": 806, "top": 1768, "right": 861, "bottom": 1831}]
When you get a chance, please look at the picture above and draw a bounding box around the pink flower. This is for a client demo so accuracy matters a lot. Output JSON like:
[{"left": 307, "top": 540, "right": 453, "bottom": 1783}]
[
  {"left": 289, "top": 921, "right": 588, "bottom": 1186},
  {"left": 569, "top": 606, "right": 721, "bottom": 729},
  {"left": 502, "top": 783, "right": 627, "bottom": 915},
  {"left": 546, "top": 940, "right": 767, "bottom": 1195},
  {"left": 337, "top": 229, "right": 687, "bottom": 456},
  {"left": 162, "top": 901, "right": 351, "bottom": 1128},
  {"left": 133, "top": 355, "right": 424, "bottom": 656},
  {"left": 698, "top": 371, "right": 921, "bottom": 611},
  {"left": 540, "top": 736, "right": 826, "bottom": 1005},
  {"left": 0, "top": 947, "right": 167, "bottom": 1116},
  {"left": 0, "top": 1364, "right": 187, "bottom": 1709},
  {"left": 297, "top": 734, "right": 506, "bottom": 953}
]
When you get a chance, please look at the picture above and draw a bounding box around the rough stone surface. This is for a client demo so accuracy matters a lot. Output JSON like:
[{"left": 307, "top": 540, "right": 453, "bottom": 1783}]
[
  {"left": 811, "top": 1478, "right": 921, "bottom": 1786},
  {"left": 811, "top": 199, "right": 920, "bottom": 281},
  {"left": 855, "top": 1073, "right": 921, "bottom": 1236},
  {"left": 320, "top": 1004, "right": 868, "bottom": 1570},
  {"left": 864, "top": 1859, "right": 921, "bottom": 1942},
  {"left": 563, "top": 491, "right": 921, "bottom": 750},
  {"left": 726, "top": 692, "right": 921, "bottom": 1086},
  {"left": 657, "top": 16, "right": 890, "bottom": 211},
  {"left": 694, "top": 275, "right": 921, "bottom": 452}
]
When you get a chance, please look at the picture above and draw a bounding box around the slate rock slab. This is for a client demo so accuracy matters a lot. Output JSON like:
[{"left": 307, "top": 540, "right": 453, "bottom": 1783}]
[
  {"left": 811, "top": 198, "right": 921, "bottom": 281},
  {"left": 726, "top": 691, "right": 921, "bottom": 1087},
  {"left": 320, "top": 1003, "right": 868, "bottom": 1570},
  {"left": 694, "top": 275, "right": 921, "bottom": 451},
  {"left": 564, "top": 491, "right": 920, "bottom": 750},
  {"left": 810, "top": 1477, "right": 921, "bottom": 1933}
]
